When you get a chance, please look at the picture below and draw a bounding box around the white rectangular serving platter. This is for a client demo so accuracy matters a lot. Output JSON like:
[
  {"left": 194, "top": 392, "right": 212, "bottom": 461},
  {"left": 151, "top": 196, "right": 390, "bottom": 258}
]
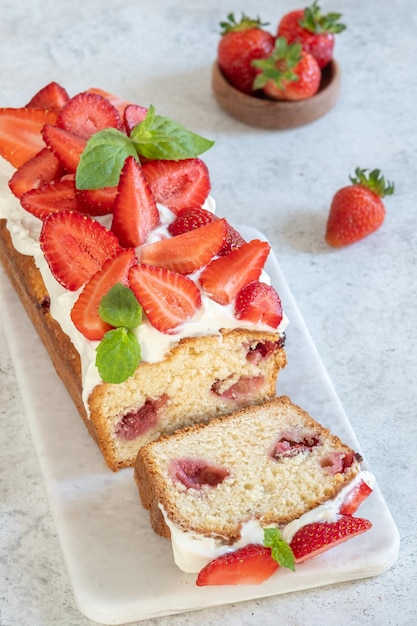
[{"left": 0, "top": 226, "right": 400, "bottom": 624}]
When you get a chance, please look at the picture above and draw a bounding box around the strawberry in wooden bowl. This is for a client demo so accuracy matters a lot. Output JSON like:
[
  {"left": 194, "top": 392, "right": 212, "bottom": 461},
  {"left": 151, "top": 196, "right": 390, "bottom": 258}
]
[{"left": 212, "top": 5, "right": 343, "bottom": 129}]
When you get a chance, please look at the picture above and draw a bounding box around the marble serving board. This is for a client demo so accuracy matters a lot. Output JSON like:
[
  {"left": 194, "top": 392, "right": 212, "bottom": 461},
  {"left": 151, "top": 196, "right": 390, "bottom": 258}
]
[{"left": 0, "top": 226, "right": 400, "bottom": 624}]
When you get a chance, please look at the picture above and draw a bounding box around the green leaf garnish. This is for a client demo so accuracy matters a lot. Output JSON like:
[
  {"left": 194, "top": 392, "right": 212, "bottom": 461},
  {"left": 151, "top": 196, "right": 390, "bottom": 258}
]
[
  {"left": 99, "top": 283, "right": 142, "bottom": 329},
  {"left": 95, "top": 283, "right": 143, "bottom": 384},
  {"left": 75, "top": 128, "right": 138, "bottom": 189},
  {"left": 263, "top": 527, "right": 295, "bottom": 571},
  {"left": 75, "top": 105, "right": 214, "bottom": 190},
  {"left": 95, "top": 327, "right": 141, "bottom": 384},
  {"left": 130, "top": 105, "right": 215, "bottom": 161}
]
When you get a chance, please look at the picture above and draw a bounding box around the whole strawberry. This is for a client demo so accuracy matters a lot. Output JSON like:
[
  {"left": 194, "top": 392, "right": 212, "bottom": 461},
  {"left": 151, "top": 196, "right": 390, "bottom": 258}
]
[
  {"left": 252, "top": 37, "right": 321, "bottom": 101},
  {"left": 325, "top": 168, "right": 395, "bottom": 247},
  {"left": 277, "top": 1, "right": 346, "bottom": 69},
  {"left": 217, "top": 13, "right": 275, "bottom": 94}
]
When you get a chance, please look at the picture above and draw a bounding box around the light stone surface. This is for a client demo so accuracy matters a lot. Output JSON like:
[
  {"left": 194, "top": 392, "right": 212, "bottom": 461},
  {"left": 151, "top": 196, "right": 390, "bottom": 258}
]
[{"left": 0, "top": 0, "right": 416, "bottom": 625}]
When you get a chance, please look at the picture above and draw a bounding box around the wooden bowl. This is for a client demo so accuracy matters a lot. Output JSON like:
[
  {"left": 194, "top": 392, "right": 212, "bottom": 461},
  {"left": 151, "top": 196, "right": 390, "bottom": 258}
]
[{"left": 212, "top": 59, "right": 340, "bottom": 130}]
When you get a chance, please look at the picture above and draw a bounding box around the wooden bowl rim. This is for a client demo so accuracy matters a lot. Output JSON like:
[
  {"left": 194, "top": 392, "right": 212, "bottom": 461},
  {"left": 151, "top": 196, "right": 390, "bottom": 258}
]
[{"left": 212, "top": 59, "right": 341, "bottom": 129}]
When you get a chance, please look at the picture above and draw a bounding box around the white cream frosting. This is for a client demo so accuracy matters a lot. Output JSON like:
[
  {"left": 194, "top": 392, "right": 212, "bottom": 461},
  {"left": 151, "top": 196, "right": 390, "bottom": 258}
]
[
  {"left": 160, "top": 470, "right": 375, "bottom": 573},
  {"left": 0, "top": 158, "right": 288, "bottom": 413}
]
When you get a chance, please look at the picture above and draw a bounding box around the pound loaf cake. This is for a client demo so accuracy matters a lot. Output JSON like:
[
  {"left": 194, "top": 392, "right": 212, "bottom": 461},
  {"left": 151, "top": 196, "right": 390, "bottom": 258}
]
[
  {"left": 135, "top": 396, "right": 374, "bottom": 575},
  {"left": 0, "top": 82, "right": 287, "bottom": 470}
]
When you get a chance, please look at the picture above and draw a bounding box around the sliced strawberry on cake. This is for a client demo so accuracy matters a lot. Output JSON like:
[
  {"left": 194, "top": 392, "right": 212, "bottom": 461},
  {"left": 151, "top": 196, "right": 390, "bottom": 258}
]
[
  {"left": 129, "top": 264, "right": 202, "bottom": 334},
  {"left": 199, "top": 239, "right": 270, "bottom": 305},
  {"left": 111, "top": 156, "right": 160, "bottom": 247},
  {"left": 138, "top": 219, "right": 228, "bottom": 274},
  {"left": 235, "top": 280, "right": 283, "bottom": 328},
  {"left": 71, "top": 248, "right": 137, "bottom": 341},
  {"left": 338, "top": 478, "right": 374, "bottom": 516},
  {"left": 141, "top": 158, "right": 211, "bottom": 214},
  {"left": 42, "top": 124, "right": 87, "bottom": 173},
  {"left": 25, "top": 81, "right": 70, "bottom": 111},
  {"left": 8, "top": 147, "right": 64, "bottom": 199},
  {"left": 0, "top": 107, "right": 58, "bottom": 168},
  {"left": 57, "top": 91, "right": 122, "bottom": 139},
  {"left": 75, "top": 185, "right": 118, "bottom": 216},
  {"left": 168, "top": 207, "right": 245, "bottom": 256},
  {"left": 39, "top": 210, "right": 121, "bottom": 290},
  {"left": 123, "top": 104, "right": 148, "bottom": 135},
  {"left": 21, "top": 178, "right": 78, "bottom": 219}
]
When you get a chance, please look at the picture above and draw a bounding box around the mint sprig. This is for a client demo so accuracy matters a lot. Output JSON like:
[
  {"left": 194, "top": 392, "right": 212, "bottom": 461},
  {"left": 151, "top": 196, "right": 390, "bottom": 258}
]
[
  {"left": 95, "top": 283, "right": 142, "bottom": 384},
  {"left": 263, "top": 527, "right": 295, "bottom": 571},
  {"left": 75, "top": 105, "right": 214, "bottom": 190}
]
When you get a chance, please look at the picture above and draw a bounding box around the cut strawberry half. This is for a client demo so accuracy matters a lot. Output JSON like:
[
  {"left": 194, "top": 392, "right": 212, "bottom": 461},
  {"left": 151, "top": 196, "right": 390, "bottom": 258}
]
[
  {"left": 199, "top": 239, "right": 270, "bottom": 305},
  {"left": 196, "top": 544, "right": 279, "bottom": 586},
  {"left": 290, "top": 516, "right": 372, "bottom": 564},
  {"left": 42, "top": 124, "right": 87, "bottom": 172},
  {"left": 123, "top": 103, "right": 148, "bottom": 135},
  {"left": 0, "top": 107, "right": 58, "bottom": 168},
  {"left": 8, "top": 147, "right": 64, "bottom": 199},
  {"left": 338, "top": 478, "right": 373, "bottom": 516},
  {"left": 20, "top": 178, "right": 78, "bottom": 220},
  {"left": 129, "top": 264, "right": 202, "bottom": 334},
  {"left": 40, "top": 210, "right": 121, "bottom": 291},
  {"left": 141, "top": 158, "right": 211, "bottom": 214},
  {"left": 111, "top": 156, "right": 160, "bottom": 247},
  {"left": 75, "top": 185, "right": 118, "bottom": 216},
  {"left": 57, "top": 92, "right": 121, "bottom": 139},
  {"left": 168, "top": 207, "right": 245, "bottom": 256},
  {"left": 138, "top": 219, "right": 228, "bottom": 274},
  {"left": 26, "top": 82, "right": 70, "bottom": 111},
  {"left": 71, "top": 248, "right": 137, "bottom": 341},
  {"left": 234, "top": 281, "right": 283, "bottom": 328}
]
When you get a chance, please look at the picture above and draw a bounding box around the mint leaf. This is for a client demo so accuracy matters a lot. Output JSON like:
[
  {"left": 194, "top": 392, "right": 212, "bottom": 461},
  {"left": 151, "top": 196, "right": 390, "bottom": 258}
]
[
  {"left": 95, "top": 327, "right": 141, "bottom": 384},
  {"left": 263, "top": 527, "right": 295, "bottom": 571},
  {"left": 130, "top": 104, "right": 214, "bottom": 160},
  {"left": 75, "top": 128, "right": 138, "bottom": 189},
  {"left": 99, "top": 283, "right": 142, "bottom": 329}
]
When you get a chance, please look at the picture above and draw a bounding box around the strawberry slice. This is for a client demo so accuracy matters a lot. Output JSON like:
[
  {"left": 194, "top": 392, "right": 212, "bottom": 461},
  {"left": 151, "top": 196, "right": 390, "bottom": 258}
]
[
  {"left": 168, "top": 207, "right": 245, "bottom": 256},
  {"left": 290, "top": 516, "right": 372, "bottom": 564},
  {"left": 141, "top": 158, "right": 211, "bottom": 214},
  {"left": 234, "top": 281, "right": 283, "bottom": 328},
  {"left": 123, "top": 103, "right": 148, "bottom": 134},
  {"left": 71, "top": 248, "right": 137, "bottom": 340},
  {"left": 138, "top": 219, "right": 228, "bottom": 274},
  {"left": 26, "top": 82, "right": 70, "bottom": 111},
  {"left": 338, "top": 479, "right": 373, "bottom": 516},
  {"left": 40, "top": 210, "right": 121, "bottom": 291},
  {"left": 8, "top": 147, "right": 64, "bottom": 199},
  {"left": 129, "top": 264, "right": 201, "bottom": 334},
  {"left": 0, "top": 107, "right": 58, "bottom": 168},
  {"left": 42, "top": 124, "right": 87, "bottom": 172},
  {"left": 57, "top": 92, "right": 121, "bottom": 139},
  {"left": 111, "top": 156, "right": 160, "bottom": 247},
  {"left": 167, "top": 206, "right": 215, "bottom": 235},
  {"left": 199, "top": 239, "right": 270, "bottom": 305},
  {"left": 75, "top": 185, "right": 118, "bottom": 216},
  {"left": 21, "top": 178, "right": 78, "bottom": 219},
  {"left": 87, "top": 87, "right": 133, "bottom": 118},
  {"left": 196, "top": 544, "right": 279, "bottom": 586}
]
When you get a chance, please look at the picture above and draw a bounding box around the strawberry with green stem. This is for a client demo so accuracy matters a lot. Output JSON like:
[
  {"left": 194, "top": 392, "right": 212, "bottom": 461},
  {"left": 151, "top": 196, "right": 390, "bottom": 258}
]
[
  {"left": 217, "top": 13, "right": 275, "bottom": 94},
  {"left": 252, "top": 37, "right": 321, "bottom": 101},
  {"left": 325, "top": 168, "right": 395, "bottom": 247},
  {"left": 277, "top": 1, "right": 346, "bottom": 69}
]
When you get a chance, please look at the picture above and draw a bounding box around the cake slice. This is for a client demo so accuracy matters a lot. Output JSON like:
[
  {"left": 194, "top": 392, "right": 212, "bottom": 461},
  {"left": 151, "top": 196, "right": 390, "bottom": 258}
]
[
  {"left": 0, "top": 83, "right": 287, "bottom": 470},
  {"left": 134, "top": 396, "right": 374, "bottom": 579}
]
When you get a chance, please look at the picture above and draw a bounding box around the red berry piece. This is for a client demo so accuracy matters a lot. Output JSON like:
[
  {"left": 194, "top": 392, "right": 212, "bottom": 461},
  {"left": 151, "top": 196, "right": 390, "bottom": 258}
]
[
  {"left": 234, "top": 280, "right": 283, "bottom": 328},
  {"left": 57, "top": 92, "right": 121, "bottom": 139},
  {"left": 40, "top": 210, "right": 121, "bottom": 291},
  {"left": 196, "top": 544, "right": 279, "bottom": 586}
]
